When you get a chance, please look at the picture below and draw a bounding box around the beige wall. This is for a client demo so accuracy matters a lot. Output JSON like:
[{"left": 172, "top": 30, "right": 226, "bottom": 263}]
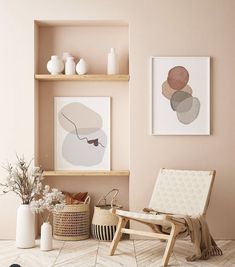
[{"left": 0, "top": 0, "right": 235, "bottom": 239}]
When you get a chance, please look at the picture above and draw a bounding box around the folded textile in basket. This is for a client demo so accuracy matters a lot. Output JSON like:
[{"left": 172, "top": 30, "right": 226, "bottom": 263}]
[{"left": 63, "top": 191, "right": 88, "bottom": 204}]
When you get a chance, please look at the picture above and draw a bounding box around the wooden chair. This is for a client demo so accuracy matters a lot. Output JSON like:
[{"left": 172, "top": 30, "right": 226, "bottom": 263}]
[{"left": 109, "top": 168, "right": 216, "bottom": 267}]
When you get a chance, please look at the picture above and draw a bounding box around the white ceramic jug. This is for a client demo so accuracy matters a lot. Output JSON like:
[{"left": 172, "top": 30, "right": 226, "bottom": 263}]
[
  {"left": 76, "top": 58, "right": 88, "bottom": 75},
  {"left": 47, "top": 55, "right": 64, "bottom": 75},
  {"left": 65, "top": 56, "right": 76, "bottom": 75}
]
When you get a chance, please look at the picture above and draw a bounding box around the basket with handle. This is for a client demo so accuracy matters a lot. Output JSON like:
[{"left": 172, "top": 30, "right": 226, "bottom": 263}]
[
  {"left": 91, "top": 189, "right": 122, "bottom": 241},
  {"left": 53, "top": 196, "right": 90, "bottom": 241}
]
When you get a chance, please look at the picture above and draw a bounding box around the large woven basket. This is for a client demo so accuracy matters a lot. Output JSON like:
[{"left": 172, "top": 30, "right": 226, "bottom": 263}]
[{"left": 53, "top": 196, "right": 90, "bottom": 241}]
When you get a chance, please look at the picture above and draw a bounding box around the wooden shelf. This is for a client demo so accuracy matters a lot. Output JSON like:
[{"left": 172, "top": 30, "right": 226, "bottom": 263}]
[
  {"left": 35, "top": 74, "right": 129, "bottom": 81},
  {"left": 43, "top": 170, "right": 130, "bottom": 177}
]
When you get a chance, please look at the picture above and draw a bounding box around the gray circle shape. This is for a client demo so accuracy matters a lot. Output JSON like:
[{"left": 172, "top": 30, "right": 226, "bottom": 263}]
[
  {"left": 62, "top": 130, "right": 106, "bottom": 166},
  {"left": 176, "top": 95, "right": 194, "bottom": 113},
  {"left": 177, "top": 97, "right": 200, "bottom": 125},
  {"left": 170, "top": 91, "right": 192, "bottom": 111}
]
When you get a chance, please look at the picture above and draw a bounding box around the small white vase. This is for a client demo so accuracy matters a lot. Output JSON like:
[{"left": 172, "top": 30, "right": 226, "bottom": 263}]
[
  {"left": 65, "top": 56, "right": 76, "bottom": 75},
  {"left": 62, "top": 52, "right": 72, "bottom": 73},
  {"left": 47, "top": 55, "right": 64, "bottom": 75},
  {"left": 62, "top": 52, "right": 72, "bottom": 63},
  {"left": 107, "top": 48, "right": 119, "bottom": 74},
  {"left": 16, "top": 204, "right": 35, "bottom": 248},
  {"left": 40, "top": 222, "right": 52, "bottom": 251},
  {"left": 76, "top": 58, "right": 88, "bottom": 75}
]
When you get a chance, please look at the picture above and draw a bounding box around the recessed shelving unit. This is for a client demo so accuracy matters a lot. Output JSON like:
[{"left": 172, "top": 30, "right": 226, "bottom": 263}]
[
  {"left": 43, "top": 170, "right": 130, "bottom": 177},
  {"left": 34, "top": 21, "right": 130, "bottom": 211},
  {"left": 35, "top": 74, "right": 130, "bottom": 81}
]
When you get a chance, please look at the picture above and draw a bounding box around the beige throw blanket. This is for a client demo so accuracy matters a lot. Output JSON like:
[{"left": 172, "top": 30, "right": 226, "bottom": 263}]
[
  {"left": 143, "top": 208, "right": 223, "bottom": 261},
  {"left": 182, "top": 216, "right": 223, "bottom": 261}
]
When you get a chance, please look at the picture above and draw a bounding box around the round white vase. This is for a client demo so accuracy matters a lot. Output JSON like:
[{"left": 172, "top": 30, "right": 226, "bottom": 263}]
[
  {"left": 16, "top": 204, "right": 35, "bottom": 248},
  {"left": 47, "top": 55, "right": 64, "bottom": 75},
  {"left": 40, "top": 222, "right": 53, "bottom": 251},
  {"left": 76, "top": 58, "right": 88, "bottom": 75},
  {"left": 65, "top": 56, "right": 76, "bottom": 75}
]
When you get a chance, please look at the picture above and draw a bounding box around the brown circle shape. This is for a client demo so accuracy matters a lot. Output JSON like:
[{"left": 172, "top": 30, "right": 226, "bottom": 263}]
[
  {"left": 162, "top": 81, "right": 193, "bottom": 100},
  {"left": 167, "top": 66, "right": 189, "bottom": 90}
]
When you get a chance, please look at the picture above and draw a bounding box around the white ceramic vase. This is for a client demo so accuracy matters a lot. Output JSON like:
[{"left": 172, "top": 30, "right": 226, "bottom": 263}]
[
  {"left": 62, "top": 52, "right": 72, "bottom": 63},
  {"left": 107, "top": 48, "right": 119, "bottom": 74},
  {"left": 40, "top": 222, "right": 52, "bottom": 251},
  {"left": 76, "top": 58, "right": 88, "bottom": 75},
  {"left": 65, "top": 56, "right": 76, "bottom": 75},
  {"left": 47, "top": 55, "right": 64, "bottom": 75},
  {"left": 62, "top": 52, "right": 72, "bottom": 73},
  {"left": 16, "top": 204, "right": 35, "bottom": 248}
]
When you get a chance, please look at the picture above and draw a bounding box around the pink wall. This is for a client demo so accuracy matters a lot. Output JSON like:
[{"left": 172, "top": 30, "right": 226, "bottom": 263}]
[{"left": 0, "top": 0, "right": 235, "bottom": 239}]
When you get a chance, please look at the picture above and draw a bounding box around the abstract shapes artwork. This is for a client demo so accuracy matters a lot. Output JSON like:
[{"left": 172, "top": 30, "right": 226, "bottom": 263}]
[
  {"left": 55, "top": 97, "right": 110, "bottom": 170},
  {"left": 151, "top": 57, "right": 210, "bottom": 135},
  {"left": 162, "top": 65, "right": 200, "bottom": 125}
]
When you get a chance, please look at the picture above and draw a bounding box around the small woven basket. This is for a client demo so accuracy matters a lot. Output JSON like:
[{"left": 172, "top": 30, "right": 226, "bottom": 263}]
[
  {"left": 92, "top": 189, "right": 122, "bottom": 241},
  {"left": 53, "top": 196, "right": 90, "bottom": 241}
]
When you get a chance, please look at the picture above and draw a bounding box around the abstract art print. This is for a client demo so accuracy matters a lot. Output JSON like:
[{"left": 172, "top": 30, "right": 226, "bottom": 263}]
[
  {"left": 54, "top": 97, "right": 110, "bottom": 170},
  {"left": 151, "top": 57, "right": 210, "bottom": 135}
]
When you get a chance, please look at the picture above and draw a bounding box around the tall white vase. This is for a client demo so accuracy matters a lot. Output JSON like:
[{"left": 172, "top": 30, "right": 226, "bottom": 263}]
[
  {"left": 62, "top": 52, "right": 72, "bottom": 63},
  {"left": 62, "top": 52, "right": 72, "bottom": 74},
  {"left": 16, "top": 204, "right": 35, "bottom": 248},
  {"left": 40, "top": 222, "right": 52, "bottom": 251},
  {"left": 65, "top": 56, "right": 76, "bottom": 75},
  {"left": 107, "top": 48, "right": 119, "bottom": 74}
]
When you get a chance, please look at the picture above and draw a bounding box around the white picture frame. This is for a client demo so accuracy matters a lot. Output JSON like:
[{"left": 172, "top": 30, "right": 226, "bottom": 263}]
[
  {"left": 54, "top": 97, "right": 110, "bottom": 170},
  {"left": 151, "top": 57, "right": 210, "bottom": 135}
]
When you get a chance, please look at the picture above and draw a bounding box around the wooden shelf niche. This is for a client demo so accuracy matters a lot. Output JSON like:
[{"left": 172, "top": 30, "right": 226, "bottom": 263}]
[
  {"left": 35, "top": 20, "right": 130, "bottom": 177},
  {"left": 34, "top": 20, "right": 130, "bottom": 219}
]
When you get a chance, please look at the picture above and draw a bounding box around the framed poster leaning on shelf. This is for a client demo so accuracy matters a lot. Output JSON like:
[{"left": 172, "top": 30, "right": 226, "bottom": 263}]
[{"left": 54, "top": 97, "right": 111, "bottom": 170}]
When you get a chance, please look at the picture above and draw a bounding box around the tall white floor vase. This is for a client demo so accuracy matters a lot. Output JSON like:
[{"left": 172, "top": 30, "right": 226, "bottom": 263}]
[
  {"left": 40, "top": 222, "right": 53, "bottom": 251},
  {"left": 16, "top": 204, "right": 35, "bottom": 248}
]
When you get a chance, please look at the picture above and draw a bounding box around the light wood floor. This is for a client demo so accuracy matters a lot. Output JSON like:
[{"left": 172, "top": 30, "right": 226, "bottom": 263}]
[{"left": 0, "top": 239, "right": 234, "bottom": 267}]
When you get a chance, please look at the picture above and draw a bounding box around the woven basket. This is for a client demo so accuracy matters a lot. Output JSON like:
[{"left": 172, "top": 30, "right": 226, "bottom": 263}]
[
  {"left": 92, "top": 189, "right": 122, "bottom": 241},
  {"left": 53, "top": 196, "right": 90, "bottom": 241}
]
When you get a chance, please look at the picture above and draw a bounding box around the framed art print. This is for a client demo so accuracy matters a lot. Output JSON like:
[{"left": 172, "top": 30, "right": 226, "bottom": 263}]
[
  {"left": 54, "top": 97, "right": 110, "bottom": 170},
  {"left": 151, "top": 57, "right": 210, "bottom": 135}
]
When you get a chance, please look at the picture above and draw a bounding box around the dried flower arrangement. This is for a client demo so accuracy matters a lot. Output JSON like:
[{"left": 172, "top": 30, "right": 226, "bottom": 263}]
[
  {"left": 30, "top": 185, "right": 65, "bottom": 222},
  {"left": 0, "top": 155, "right": 44, "bottom": 204}
]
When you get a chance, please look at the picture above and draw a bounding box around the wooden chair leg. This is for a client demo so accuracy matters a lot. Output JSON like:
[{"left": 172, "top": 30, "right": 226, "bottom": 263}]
[
  {"left": 109, "top": 217, "right": 128, "bottom": 256},
  {"left": 162, "top": 224, "right": 180, "bottom": 267}
]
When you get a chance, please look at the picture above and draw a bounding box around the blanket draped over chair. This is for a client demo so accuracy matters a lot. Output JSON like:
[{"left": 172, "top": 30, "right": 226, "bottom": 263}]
[{"left": 143, "top": 208, "right": 223, "bottom": 261}]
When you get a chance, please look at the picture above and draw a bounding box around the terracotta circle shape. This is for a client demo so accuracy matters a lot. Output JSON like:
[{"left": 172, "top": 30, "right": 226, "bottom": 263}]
[{"left": 167, "top": 66, "right": 189, "bottom": 90}]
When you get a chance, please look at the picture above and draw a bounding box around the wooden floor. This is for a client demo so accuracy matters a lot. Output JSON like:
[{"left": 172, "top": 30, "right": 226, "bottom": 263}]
[{"left": 0, "top": 239, "right": 234, "bottom": 267}]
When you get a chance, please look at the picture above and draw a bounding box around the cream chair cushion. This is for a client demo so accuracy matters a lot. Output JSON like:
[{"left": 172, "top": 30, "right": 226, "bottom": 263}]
[
  {"left": 116, "top": 209, "right": 186, "bottom": 227},
  {"left": 149, "top": 169, "right": 214, "bottom": 216},
  {"left": 116, "top": 209, "right": 171, "bottom": 226}
]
